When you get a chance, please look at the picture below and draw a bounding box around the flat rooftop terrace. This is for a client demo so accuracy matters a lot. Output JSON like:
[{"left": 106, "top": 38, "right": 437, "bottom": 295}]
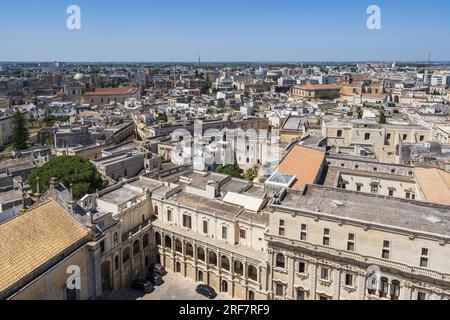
[{"left": 277, "top": 185, "right": 450, "bottom": 237}]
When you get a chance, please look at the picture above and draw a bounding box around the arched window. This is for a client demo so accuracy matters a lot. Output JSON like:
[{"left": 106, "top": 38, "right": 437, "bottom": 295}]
[
  {"left": 133, "top": 240, "right": 140, "bottom": 256},
  {"left": 390, "top": 280, "right": 401, "bottom": 300},
  {"left": 186, "top": 243, "right": 194, "bottom": 257},
  {"left": 276, "top": 253, "right": 285, "bottom": 268},
  {"left": 164, "top": 236, "right": 172, "bottom": 249},
  {"left": 175, "top": 239, "right": 183, "bottom": 253},
  {"left": 208, "top": 251, "right": 218, "bottom": 266},
  {"left": 197, "top": 247, "right": 206, "bottom": 262},
  {"left": 113, "top": 232, "right": 118, "bottom": 245},
  {"left": 379, "top": 278, "right": 389, "bottom": 298},
  {"left": 221, "top": 256, "right": 230, "bottom": 271},
  {"left": 143, "top": 234, "right": 149, "bottom": 248},
  {"left": 234, "top": 260, "right": 244, "bottom": 276},
  {"left": 155, "top": 232, "right": 162, "bottom": 246},
  {"left": 122, "top": 247, "right": 130, "bottom": 264},
  {"left": 248, "top": 265, "right": 258, "bottom": 282},
  {"left": 114, "top": 255, "right": 119, "bottom": 270}
]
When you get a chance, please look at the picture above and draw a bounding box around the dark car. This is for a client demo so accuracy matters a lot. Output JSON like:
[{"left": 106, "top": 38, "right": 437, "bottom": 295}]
[
  {"left": 196, "top": 284, "right": 217, "bottom": 299},
  {"left": 149, "top": 263, "right": 167, "bottom": 277},
  {"left": 145, "top": 272, "right": 164, "bottom": 286},
  {"left": 131, "top": 279, "right": 154, "bottom": 294}
]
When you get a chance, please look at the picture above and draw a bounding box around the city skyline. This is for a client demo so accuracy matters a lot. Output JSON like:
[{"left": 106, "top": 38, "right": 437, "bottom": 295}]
[{"left": 1, "top": 0, "right": 450, "bottom": 62}]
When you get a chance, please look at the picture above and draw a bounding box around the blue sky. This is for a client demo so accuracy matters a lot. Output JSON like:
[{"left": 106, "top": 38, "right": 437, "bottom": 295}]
[{"left": 0, "top": 0, "right": 449, "bottom": 62}]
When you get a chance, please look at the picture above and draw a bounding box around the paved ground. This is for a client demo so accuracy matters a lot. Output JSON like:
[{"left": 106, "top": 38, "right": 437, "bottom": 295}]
[{"left": 103, "top": 273, "right": 232, "bottom": 300}]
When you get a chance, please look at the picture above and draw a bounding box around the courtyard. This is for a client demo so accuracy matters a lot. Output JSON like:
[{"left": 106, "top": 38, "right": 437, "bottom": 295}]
[{"left": 103, "top": 272, "right": 233, "bottom": 300}]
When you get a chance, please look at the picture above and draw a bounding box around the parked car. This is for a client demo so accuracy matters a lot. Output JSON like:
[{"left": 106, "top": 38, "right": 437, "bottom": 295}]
[
  {"left": 149, "top": 263, "right": 167, "bottom": 276},
  {"left": 196, "top": 284, "right": 217, "bottom": 299},
  {"left": 145, "top": 272, "right": 164, "bottom": 286},
  {"left": 131, "top": 279, "right": 154, "bottom": 294}
]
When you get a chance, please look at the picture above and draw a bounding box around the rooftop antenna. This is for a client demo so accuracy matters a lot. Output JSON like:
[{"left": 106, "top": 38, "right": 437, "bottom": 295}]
[{"left": 428, "top": 53, "right": 431, "bottom": 64}]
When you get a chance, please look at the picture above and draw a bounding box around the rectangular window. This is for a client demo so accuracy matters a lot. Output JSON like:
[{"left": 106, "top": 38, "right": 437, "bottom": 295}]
[
  {"left": 365, "top": 133, "right": 371, "bottom": 140},
  {"left": 300, "top": 224, "right": 307, "bottom": 241},
  {"left": 323, "top": 229, "right": 330, "bottom": 246},
  {"left": 419, "top": 135, "right": 424, "bottom": 142},
  {"left": 347, "top": 233, "right": 355, "bottom": 251},
  {"left": 279, "top": 220, "right": 285, "bottom": 236},
  {"left": 203, "top": 220, "right": 208, "bottom": 234},
  {"left": 345, "top": 274, "right": 354, "bottom": 287},
  {"left": 183, "top": 215, "right": 192, "bottom": 229},
  {"left": 371, "top": 184, "right": 379, "bottom": 194},
  {"left": 320, "top": 268, "right": 329, "bottom": 280},
  {"left": 389, "top": 190, "right": 394, "bottom": 197},
  {"left": 222, "top": 226, "right": 228, "bottom": 240},
  {"left": 240, "top": 229, "right": 246, "bottom": 239},
  {"left": 299, "top": 262, "right": 306, "bottom": 274},
  {"left": 276, "top": 283, "right": 284, "bottom": 297},
  {"left": 382, "top": 240, "right": 391, "bottom": 259},
  {"left": 403, "top": 134, "right": 408, "bottom": 140},
  {"left": 420, "top": 257, "right": 428, "bottom": 268},
  {"left": 167, "top": 210, "right": 172, "bottom": 222},
  {"left": 417, "top": 292, "right": 426, "bottom": 300},
  {"left": 356, "top": 185, "right": 362, "bottom": 192}
]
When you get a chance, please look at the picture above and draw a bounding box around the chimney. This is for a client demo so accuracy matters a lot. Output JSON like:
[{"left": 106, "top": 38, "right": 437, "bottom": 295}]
[
  {"left": 35, "top": 176, "right": 41, "bottom": 197},
  {"left": 67, "top": 183, "right": 76, "bottom": 215}
]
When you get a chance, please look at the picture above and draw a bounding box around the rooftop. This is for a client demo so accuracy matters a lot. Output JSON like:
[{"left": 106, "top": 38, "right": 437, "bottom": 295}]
[
  {"left": 415, "top": 168, "right": 450, "bottom": 206},
  {"left": 277, "top": 185, "right": 450, "bottom": 237},
  {"left": 84, "top": 87, "right": 139, "bottom": 96},
  {"left": 275, "top": 145, "right": 325, "bottom": 190},
  {"left": 0, "top": 200, "right": 88, "bottom": 295},
  {"left": 99, "top": 188, "right": 142, "bottom": 205}
]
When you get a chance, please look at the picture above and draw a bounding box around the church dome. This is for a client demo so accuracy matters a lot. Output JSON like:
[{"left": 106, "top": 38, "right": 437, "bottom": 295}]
[{"left": 74, "top": 73, "right": 85, "bottom": 80}]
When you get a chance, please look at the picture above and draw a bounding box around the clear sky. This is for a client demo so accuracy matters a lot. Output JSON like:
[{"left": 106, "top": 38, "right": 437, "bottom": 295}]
[{"left": 0, "top": 0, "right": 449, "bottom": 62}]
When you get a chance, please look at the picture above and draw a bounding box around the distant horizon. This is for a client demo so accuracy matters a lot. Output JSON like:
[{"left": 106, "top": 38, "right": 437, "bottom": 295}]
[{"left": 2, "top": 60, "right": 450, "bottom": 65}]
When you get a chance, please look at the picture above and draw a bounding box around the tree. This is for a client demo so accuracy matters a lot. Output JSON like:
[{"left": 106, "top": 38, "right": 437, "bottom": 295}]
[
  {"left": 215, "top": 162, "right": 242, "bottom": 178},
  {"left": 27, "top": 155, "right": 108, "bottom": 200},
  {"left": 244, "top": 168, "right": 257, "bottom": 182},
  {"left": 379, "top": 110, "right": 387, "bottom": 124},
  {"left": 11, "top": 111, "right": 30, "bottom": 150},
  {"left": 157, "top": 112, "right": 168, "bottom": 123},
  {"left": 356, "top": 106, "right": 363, "bottom": 119}
]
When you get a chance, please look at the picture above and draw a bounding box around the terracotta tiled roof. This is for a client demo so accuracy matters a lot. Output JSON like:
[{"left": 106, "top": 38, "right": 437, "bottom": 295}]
[
  {"left": 84, "top": 87, "right": 138, "bottom": 96},
  {"left": 415, "top": 168, "right": 450, "bottom": 205},
  {"left": 293, "top": 84, "right": 341, "bottom": 91},
  {"left": 0, "top": 200, "right": 88, "bottom": 294},
  {"left": 276, "top": 145, "right": 325, "bottom": 190}
]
